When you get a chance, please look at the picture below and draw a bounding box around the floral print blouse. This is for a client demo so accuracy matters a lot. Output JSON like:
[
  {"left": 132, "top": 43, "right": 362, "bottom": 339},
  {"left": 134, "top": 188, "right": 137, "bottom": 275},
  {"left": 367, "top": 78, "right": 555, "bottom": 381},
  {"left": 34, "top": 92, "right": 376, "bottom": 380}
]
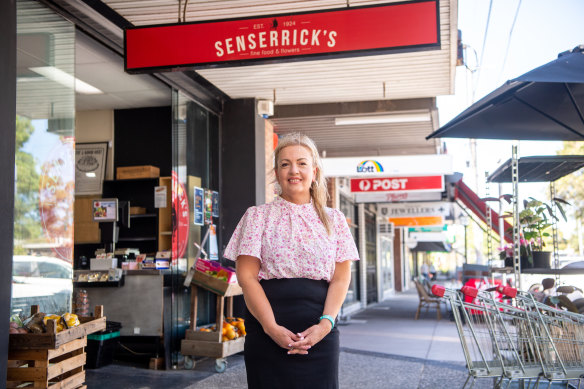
[{"left": 224, "top": 196, "right": 360, "bottom": 281}]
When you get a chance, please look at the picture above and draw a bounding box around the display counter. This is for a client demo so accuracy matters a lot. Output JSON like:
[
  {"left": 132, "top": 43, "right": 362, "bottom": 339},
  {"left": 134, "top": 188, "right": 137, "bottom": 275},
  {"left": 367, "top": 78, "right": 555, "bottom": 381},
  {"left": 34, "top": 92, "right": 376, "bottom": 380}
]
[{"left": 74, "top": 270, "right": 165, "bottom": 336}]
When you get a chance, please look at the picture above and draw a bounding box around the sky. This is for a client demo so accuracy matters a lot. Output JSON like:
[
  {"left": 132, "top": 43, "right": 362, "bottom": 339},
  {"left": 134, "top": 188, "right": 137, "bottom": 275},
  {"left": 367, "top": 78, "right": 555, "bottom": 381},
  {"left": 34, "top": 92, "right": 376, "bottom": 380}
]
[
  {"left": 437, "top": 0, "right": 584, "bottom": 250},
  {"left": 436, "top": 0, "right": 584, "bottom": 243}
]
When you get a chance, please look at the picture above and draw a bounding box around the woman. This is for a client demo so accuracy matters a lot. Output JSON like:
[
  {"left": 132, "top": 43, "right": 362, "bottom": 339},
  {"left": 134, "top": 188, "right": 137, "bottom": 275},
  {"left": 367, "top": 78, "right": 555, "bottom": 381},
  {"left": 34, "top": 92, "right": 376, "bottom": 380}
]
[{"left": 224, "top": 133, "right": 359, "bottom": 388}]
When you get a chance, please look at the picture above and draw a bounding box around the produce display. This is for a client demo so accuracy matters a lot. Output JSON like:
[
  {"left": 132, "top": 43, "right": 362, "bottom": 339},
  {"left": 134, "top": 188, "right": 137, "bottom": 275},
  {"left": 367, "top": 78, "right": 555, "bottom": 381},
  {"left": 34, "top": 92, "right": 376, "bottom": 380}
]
[
  {"left": 198, "top": 317, "right": 246, "bottom": 342},
  {"left": 9, "top": 312, "right": 81, "bottom": 334},
  {"left": 195, "top": 259, "right": 237, "bottom": 283}
]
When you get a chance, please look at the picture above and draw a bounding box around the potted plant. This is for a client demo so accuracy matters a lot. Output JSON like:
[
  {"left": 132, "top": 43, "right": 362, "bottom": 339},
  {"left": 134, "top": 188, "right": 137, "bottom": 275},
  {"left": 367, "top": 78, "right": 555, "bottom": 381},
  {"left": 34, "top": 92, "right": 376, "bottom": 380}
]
[
  {"left": 519, "top": 197, "right": 569, "bottom": 268},
  {"left": 498, "top": 239, "right": 532, "bottom": 269}
]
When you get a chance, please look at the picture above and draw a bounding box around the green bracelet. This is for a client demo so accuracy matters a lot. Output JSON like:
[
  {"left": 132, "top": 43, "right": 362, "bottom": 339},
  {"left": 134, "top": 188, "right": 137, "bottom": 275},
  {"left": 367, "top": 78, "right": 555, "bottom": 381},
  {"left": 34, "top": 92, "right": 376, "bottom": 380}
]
[{"left": 319, "top": 315, "right": 335, "bottom": 329}]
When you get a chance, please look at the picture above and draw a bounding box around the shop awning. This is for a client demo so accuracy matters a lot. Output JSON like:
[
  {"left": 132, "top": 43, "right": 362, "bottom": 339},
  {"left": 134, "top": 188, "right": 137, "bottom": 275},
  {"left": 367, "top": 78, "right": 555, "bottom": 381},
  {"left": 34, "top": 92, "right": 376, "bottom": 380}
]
[
  {"left": 487, "top": 155, "right": 584, "bottom": 183},
  {"left": 410, "top": 241, "right": 451, "bottom": 252},
  {"left": 426, "top": 46, "right": 584, "bottom": 141},
  {"left": 454, "top": 179, "right": 513, "bottom": 243}
]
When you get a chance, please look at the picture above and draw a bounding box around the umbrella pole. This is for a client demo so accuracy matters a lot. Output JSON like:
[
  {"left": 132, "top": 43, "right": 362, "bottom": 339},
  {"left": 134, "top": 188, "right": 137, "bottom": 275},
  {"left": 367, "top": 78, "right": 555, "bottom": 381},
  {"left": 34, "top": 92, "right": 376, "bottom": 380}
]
[{"left": 512, "top": 143, "right": 522, "bottom": 290}]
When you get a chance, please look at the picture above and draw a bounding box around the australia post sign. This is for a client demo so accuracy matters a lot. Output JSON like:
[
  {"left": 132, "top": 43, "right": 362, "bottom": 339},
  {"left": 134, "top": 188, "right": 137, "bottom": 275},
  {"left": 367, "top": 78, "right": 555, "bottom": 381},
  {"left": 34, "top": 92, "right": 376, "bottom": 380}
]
[
  {"left": 350, "top": 176, "right": 444, "bottom": 193},
  {"left": 125, "top": 1, "right": 439, "bottom": 72}
]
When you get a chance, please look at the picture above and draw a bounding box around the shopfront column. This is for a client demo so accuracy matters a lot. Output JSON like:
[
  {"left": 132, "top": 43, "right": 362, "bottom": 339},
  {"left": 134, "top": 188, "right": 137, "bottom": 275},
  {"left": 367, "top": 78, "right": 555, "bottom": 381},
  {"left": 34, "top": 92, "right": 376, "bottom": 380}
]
[
  {"left": 0, "top": 0, "right": 16, "bottom": 381},
  {"left": 358, "top": 203, "right": 367, "bottom": 308},
  {"left": 221, "top": 98, "right": 266, "bottom": 247}
]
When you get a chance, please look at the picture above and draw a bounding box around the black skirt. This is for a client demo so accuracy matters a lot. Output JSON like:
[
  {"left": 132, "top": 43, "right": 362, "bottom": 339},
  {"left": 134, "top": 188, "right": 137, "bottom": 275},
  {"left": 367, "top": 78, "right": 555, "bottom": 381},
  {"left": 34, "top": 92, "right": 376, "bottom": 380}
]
[{"left": 243, "top": 278, "right": 339, "bottom": 389}]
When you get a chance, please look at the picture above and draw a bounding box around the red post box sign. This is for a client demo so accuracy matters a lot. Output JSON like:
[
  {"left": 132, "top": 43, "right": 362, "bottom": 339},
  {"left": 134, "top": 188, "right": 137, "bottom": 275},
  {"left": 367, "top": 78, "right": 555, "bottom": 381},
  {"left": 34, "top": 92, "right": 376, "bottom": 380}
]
[{"left": 350, "top": 175, "right": 443, "bottom": 193}]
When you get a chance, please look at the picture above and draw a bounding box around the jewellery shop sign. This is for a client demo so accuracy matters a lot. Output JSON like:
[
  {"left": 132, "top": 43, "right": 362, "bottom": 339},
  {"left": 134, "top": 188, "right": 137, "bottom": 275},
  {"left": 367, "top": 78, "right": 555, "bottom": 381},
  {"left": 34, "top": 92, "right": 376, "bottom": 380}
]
[
  {"left": 124, "top": 0, "right": 439, "bottom": 72},
  {"left": 378, "top": 202, "right": 452, "bottom": 227}
]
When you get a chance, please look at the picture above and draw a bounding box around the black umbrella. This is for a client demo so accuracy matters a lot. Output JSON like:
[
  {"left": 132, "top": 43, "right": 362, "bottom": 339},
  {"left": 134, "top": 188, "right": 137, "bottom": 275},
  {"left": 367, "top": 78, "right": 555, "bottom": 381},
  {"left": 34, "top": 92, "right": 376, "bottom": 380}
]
[{"left": 427, "top": 45, "right": 584, "bottom": 141}]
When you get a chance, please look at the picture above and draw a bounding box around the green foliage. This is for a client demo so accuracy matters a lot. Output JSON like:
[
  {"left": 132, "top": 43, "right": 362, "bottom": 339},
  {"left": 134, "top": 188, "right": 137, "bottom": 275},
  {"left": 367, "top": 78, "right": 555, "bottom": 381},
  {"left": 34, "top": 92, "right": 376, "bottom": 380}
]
[
  {"left": 14, "top": 115, "right": 41, "bottom": 249},
  {"left": 556, "top": 142, "right": 584, "bottom": 219},
  {"left": 520, "top": 197, "right": 569, "bottom": 251}
]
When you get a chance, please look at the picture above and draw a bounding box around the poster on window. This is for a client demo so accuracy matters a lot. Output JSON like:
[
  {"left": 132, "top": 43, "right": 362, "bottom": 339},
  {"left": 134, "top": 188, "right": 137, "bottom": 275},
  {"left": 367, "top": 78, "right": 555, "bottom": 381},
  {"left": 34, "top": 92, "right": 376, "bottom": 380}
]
[
  {"left": 193, "top": 187, "right": 204, "bottom": 226},
  {"left": 75, "top": 142, "right": 108, "bottom": 195},
  {"left": 212, "top": 191, "right": 219, "bottom": 217}
]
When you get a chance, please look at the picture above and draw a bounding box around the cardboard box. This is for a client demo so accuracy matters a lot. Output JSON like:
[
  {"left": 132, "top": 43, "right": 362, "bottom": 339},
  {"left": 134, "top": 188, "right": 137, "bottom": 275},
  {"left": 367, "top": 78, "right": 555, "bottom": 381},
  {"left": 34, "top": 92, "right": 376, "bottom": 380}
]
[
  {"left": 90, "top": 258, "right": 118, "bottom": 270},
  {"left": 116, "top": 165, "right": 160, "bottom": 180},
  {"left": 195, "top": 259, "right": 237, "bottom": 283},
  {"left": 130, "top": 206, "right": 147, "bottom": 215}
]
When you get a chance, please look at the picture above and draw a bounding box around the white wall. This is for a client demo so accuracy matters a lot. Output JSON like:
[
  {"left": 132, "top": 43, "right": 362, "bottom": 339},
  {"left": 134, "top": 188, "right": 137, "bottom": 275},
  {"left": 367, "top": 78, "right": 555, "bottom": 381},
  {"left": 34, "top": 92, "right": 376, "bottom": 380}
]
[{"left": 76, "top": 110, "right": 114, "bottom": 180}]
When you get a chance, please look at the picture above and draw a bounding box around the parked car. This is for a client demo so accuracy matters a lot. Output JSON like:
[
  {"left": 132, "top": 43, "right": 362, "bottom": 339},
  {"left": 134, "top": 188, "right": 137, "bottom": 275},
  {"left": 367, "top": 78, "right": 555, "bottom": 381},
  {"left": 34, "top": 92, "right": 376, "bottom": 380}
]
[{"left": 11, "top": 255, "right": 73, "bottom": 317}]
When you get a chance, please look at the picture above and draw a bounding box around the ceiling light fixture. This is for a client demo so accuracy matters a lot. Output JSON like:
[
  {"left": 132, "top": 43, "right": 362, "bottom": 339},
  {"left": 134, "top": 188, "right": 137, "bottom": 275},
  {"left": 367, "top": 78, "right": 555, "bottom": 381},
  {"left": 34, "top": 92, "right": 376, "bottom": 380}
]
[
  {"left": 334, "top": 113, "right": 431, "bottom": 126},
  {"left": 30, "top": 66, "right": 103, "bottom": 95}
]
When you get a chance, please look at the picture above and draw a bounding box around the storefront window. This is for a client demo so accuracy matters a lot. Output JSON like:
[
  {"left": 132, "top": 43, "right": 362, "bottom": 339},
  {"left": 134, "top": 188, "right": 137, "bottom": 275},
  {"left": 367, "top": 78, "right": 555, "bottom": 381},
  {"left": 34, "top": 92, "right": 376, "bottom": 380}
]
[
  {"left": 379, "top": 235, "right": 394, "bottom": 295},
  {"left": 12, "top": 0, "right": 75, "bottom": 317},
  {"left": 171, "top": 90, "right": 219, "bottom": 366},
  {"left": 339, "top": 195, "right": 359, "bottom": 304}
]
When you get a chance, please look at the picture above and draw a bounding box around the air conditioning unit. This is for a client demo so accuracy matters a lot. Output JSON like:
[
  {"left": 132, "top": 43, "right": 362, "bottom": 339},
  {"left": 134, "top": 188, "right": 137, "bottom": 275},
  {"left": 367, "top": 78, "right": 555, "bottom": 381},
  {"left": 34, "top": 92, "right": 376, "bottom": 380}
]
[{"left": 378, "top": 221, "right": 394, "bottom": 237}]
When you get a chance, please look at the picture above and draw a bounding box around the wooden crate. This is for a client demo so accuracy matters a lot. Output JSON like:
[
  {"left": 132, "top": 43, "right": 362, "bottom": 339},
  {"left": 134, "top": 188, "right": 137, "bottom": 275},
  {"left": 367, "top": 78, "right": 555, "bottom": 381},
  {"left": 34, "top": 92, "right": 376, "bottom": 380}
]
[
  {"left": 7, "top": 337, "right": 87, "bottom": 389},
  {"left": 181, "top": 336, "right": 244, "bottom": 359},
  {"left": 116, "top": 165, "right": 159, "bottom": 180},
  {"left": 9, "top": 306, "right": 106, "bottom": 350},
  {"left": 192, "top": 271, "right": 242, "bottom": 297},
  {"left": 181, "top": 282, "right": 244, "bottom": 362},
  {"left": 7, "top": 306, "right": 105, "bottom": 389}
]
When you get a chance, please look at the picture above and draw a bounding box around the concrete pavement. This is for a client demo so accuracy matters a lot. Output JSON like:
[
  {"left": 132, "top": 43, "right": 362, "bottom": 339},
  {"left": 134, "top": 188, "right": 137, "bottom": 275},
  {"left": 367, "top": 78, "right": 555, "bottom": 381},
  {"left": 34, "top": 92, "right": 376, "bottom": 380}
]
[{"left": 86, "top": 287, "right": 495, "bottom": 389}]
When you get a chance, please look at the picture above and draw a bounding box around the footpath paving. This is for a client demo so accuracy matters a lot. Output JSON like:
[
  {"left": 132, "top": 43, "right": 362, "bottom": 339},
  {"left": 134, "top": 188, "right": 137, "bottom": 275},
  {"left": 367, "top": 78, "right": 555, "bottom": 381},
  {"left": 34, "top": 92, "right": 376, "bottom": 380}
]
[{"left": 87, "top": 287, "right": 497, "bottom": 389}]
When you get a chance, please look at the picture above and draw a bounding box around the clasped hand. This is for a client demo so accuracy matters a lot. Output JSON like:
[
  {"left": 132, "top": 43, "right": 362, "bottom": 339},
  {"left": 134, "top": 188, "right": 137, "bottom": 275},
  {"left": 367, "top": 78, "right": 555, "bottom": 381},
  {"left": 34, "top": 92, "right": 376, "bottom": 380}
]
[{"left": 265, "top": 322, "right": 331, "bottom": 355}]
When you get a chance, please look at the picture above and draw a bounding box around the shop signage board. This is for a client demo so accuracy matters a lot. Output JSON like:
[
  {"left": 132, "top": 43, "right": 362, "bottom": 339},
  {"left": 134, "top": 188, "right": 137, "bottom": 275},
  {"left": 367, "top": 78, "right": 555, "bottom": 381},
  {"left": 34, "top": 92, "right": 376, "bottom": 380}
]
[
  {"left": 125, "top": 0, "right": 439, "bottom": 72},
  {"left": 350, "top": 175, "right": 443, "bottom": 193},
  {"left": 75, "top": 142, "right": 108, "bottom": 195},
  {"left": 355, "top": 191, "right": 441, "bottom": 203},
  {"left": 408, "top": 225, "right": 447, "bottom": 233},
  {"left": 322, "top": 154, "right": 453, "bottom": 177},
  {"left": 378, "top": 202, "right": 450, "bottom": 227},
  {"left": 193, "top": 187, "right": 204, "bottom": 226}
]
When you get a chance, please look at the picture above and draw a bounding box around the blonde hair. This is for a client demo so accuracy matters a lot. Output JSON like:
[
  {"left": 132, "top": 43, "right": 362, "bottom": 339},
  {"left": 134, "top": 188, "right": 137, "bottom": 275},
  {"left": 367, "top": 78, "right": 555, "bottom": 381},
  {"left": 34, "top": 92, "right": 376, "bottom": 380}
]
[{"left": 273, "top": 133, "right": 332, "bottom": 235}]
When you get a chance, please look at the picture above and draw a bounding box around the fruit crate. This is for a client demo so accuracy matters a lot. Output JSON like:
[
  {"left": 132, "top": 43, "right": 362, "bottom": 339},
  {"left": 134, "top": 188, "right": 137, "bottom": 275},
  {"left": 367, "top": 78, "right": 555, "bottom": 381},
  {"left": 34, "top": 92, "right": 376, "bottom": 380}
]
[
  {"left": 191, "top": 270, "right": 242, "bottom": 296},
  {"left": 181, "top": 276, "right": 244, "bottom": 373},
  {"left": 7, "top": 305, "right": 106, "bottom": 389}
]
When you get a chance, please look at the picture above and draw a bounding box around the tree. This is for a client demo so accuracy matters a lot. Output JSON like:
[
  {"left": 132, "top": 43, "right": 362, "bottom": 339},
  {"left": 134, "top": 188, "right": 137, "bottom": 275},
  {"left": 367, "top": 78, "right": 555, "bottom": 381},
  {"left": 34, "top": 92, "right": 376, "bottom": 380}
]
[
  {"left": 14, "top": 115, "right": 41, "bottom": 253},
  {"left": 555, "top": 142, "right": 584, "bottom": 254}
]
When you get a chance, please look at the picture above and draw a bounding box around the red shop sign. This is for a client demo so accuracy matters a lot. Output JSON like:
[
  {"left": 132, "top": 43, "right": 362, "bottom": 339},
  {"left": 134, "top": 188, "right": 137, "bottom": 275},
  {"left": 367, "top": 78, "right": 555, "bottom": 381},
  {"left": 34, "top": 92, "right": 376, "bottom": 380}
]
[
  {"left": 172, "top": 171, "right": 190, "bottom": 259},
  {"left": 350, "top": 175, "right": 443, "bottom": 193},
  {"left": 125, "top": 0, "right": 439, "bottom": 72}
]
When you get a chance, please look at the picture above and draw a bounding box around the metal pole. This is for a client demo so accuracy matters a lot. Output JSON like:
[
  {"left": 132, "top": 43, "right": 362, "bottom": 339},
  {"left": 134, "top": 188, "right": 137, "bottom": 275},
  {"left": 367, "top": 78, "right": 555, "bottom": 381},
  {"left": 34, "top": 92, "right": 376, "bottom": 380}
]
[
  {"left": 485, "top": 172, "right": 493, "bottom": 265},
  {"left": 498, "top": 183, "right": 505, "bottom": 246},
  {"left": 464, "top": 225, "right": 468, "bottom": 264},
  {"left": 512, "top": 144, "right": 521, "bottom": 290},
  {"left": 550, "top": 181, "right": 560, "bottom": 285}
]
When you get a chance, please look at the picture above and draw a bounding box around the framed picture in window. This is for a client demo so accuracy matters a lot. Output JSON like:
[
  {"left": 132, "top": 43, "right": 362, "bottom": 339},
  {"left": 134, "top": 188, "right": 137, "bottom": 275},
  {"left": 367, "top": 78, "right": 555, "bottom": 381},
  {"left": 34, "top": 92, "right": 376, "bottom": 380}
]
[{"left": 75, "top": 142, "right": 108, "bottom": 195}]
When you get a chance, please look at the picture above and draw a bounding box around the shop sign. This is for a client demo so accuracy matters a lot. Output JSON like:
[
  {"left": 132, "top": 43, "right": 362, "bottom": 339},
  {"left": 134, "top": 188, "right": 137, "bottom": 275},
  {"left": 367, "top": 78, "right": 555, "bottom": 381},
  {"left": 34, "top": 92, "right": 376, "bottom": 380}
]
[
  {"left": 355, "top": 191, "right": 441, "bottom": 203},
  {"left": 408, "top": 225, "right": 447, "bottom": 233},
  {"left": 172, "top": 172, "right": 190, "bottom": 259},
  {"left": 193, "top": 187, "right": 204, "bottom": 226},
  {"left": 125, "top": 0, "right": 439, "bottom": 72},
  {"left": 379, "top": 202, "right": 450, "bottom": 227},
  {"left": 350, "top": 175, "right": 443, "bottom": 193},
  {"left": 322, "top": 154, "right": 452, "bottom": 177}
]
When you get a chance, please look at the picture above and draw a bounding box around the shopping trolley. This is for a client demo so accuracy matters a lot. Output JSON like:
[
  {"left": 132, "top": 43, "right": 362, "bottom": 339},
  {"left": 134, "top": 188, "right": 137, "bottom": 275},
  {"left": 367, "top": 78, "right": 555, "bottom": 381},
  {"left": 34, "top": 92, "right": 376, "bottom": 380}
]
[
  {"left": 512, "top": 290, "right": 584, "bottom": 384},
  {"left": 432, "top": 284, "right": 584, "bottom": 389}
]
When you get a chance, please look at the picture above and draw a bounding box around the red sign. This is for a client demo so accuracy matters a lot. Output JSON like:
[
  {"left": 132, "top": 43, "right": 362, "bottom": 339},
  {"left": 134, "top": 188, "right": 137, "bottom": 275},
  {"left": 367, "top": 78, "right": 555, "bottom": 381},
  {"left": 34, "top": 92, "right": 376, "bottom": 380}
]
[
  {"left": 172, "top": 171, "right": 190, "bottom": 260},
  {"left": 350, "top": 175, "right": 443, "bottom": 193},
  {"left": 125, "top": 1, "right": 439, "bottom": 72}
]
